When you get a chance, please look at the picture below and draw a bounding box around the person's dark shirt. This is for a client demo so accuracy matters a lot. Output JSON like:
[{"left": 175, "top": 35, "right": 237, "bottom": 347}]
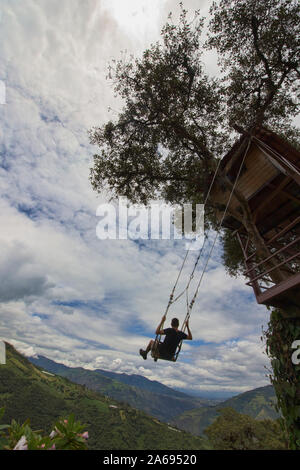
[{"left": 161, "top": 328, "right": 188, "bottom": 356}]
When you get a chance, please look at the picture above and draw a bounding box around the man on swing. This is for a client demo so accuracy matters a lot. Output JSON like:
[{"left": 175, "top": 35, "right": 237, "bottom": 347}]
[{"left": 139, "top": 315, "right": 192, "bottom": 361}]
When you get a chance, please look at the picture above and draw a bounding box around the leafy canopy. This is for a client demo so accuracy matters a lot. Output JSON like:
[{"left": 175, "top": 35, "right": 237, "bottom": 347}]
[
  {"left": 204, "top": 407, "right": 286, "bottom": 450},
  {"left": 90, "top": 1, "right": 299, "bottom": 207},
  {"left": 208, "top": 0, "right": 300, "bottom": 131},
  {"left": 90, "top": 6, "right": 227, "bottom": 206}
]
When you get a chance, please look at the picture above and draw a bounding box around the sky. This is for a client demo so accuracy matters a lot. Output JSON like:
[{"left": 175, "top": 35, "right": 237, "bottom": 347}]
[{"left": 0, "top": 0, "right": 274, "bottom": 398}]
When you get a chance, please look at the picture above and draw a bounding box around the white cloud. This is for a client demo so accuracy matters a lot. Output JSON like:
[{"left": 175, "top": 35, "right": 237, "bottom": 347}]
[{"left": 0, "top": 239, "right": 53, "bottom": 302}]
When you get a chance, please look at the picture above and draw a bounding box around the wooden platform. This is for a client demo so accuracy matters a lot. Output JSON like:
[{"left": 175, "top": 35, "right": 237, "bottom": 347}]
[{"left": 256, "top": 273, "right": 300, "bottom": 313}]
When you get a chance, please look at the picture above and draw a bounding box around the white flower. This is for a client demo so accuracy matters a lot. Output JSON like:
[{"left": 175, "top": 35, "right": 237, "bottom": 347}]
[
  {"left": 49, "top": 430, "right": 58, "bottom": 438},
  {"left": 13, "top": 435, "right": 28, "bottom": 450}
]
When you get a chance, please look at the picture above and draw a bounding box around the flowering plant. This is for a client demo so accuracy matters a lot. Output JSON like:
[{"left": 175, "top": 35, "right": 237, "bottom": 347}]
[{"left": 0, "top": 409, "right": 88, "bottom": 450}]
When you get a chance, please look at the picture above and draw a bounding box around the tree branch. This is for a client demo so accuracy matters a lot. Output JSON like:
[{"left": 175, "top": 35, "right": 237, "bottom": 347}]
[{"left": 251, "top": 16, "right": 274, "bottom": 84}]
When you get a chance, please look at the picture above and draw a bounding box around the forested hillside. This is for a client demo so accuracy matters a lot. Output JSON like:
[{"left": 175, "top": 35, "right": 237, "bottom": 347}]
[
  {"left": 171, "top": 386, "right": 279, "bottom": 436},
  {"left": 29, "top": 355, "right": 212, "bottom": 422},
  {"left": 0, "top": 343, "right": 209, "bottom": 450}
]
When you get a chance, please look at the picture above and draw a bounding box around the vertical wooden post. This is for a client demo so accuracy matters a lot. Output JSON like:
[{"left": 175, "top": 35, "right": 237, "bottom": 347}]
[{"left": 236, "top": 232, "right": 261, "bottom": 299}]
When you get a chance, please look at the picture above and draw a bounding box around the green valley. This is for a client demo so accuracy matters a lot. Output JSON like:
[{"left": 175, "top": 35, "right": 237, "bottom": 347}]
[{"left": 0, "top": 343, "right": 209, "bottom": 450}]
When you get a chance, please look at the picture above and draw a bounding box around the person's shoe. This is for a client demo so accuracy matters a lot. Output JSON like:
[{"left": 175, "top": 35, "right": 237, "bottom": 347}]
[{"left": 139, "top": 349, "right": 147, "bottom": 360}]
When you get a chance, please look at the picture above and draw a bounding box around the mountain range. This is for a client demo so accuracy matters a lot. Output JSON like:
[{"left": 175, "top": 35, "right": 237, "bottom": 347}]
[
  {"left": 0, "top": 343, "right": 209, "bottom": 450},
  {"left": 29, "top": 355, "right": 214, "bottom": 422},
  {"left": 171, "top": 385, "right": 279, "bottom": 436},
  {"left": 29, "top": 353, "right": 280, "bottom": 436}
]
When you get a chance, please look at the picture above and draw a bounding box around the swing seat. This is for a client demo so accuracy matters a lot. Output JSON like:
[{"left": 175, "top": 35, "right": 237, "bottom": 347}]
[
  {"left": 151, "top": 341, "right": 178, "bottom": 362},
  {"left": 151, "top": 350, "right": 176, "bottom": 362}
]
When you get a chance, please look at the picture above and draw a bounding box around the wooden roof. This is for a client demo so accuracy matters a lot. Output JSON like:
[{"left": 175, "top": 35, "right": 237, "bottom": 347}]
[
  {"left": 221, "top": 125, "right": 300, "bottom": 173},
  {"left": 218, "top": 126, "right": 300, "bottom": 238}
]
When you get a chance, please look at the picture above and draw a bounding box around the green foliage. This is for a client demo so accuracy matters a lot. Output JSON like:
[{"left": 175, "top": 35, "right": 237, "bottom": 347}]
[
  {"left": 221, "top": 228, "right": 245, "bottom": 277},
  {"left": 0, "top": 407, "right": 9, "bottom": 432},
  {"left": 208, "top": 0, "right": 300, "bottom": 132},
  {"left": 171, "top": 385, "right": 279, "bottom": 437},
  {"left": 204, "top": 407, "right": 286, "bottom": 450},
  {"left": 263, "top": 310, "right": 300, "bottom": 449},
  {"left": 89, "top": 5, "right": 227, "bottom": 206},
  {"left": 0, "top": 412, "right": 88, "bottom": 450},
  {"left": 89, "top": 1, "right": 299, "bottom": 208},
  {"left": 49, "top": 414, "right": 88, "bottom": 450}
]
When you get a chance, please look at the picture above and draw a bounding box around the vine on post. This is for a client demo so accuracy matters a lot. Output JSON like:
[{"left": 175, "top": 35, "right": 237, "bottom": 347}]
[{"left": 263, "top": 309, "right": 300, "bottom": 449}]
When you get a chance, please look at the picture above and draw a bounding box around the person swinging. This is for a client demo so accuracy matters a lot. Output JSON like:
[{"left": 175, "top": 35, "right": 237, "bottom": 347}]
[{"left": 139, "top": 315, "right": 192, "bottom": 361}]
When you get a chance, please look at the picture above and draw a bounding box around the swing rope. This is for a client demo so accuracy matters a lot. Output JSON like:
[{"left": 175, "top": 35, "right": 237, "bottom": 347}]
[
  {"left": 153, "top": 157, "right": 223, "bottom": 348},
  {"left": 176, "top": 137, "right": 252, "bottom": 356},
  {"left": 153, "top": 137, "right": 251, "bottom": 361},
  {"left": 163, "top": 157, "right": 223, "bottom": 312}
]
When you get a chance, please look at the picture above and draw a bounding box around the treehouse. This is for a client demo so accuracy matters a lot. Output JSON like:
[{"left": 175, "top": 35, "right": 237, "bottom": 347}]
[{"left": 212, "top": 126, "right": 300, "bottom": 315}]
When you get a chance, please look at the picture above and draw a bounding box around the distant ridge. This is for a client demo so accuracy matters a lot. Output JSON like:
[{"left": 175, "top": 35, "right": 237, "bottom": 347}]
[
  {"left": 29, "top": 354, "right": 278, "bottom": 438},
  {"left": 96, "top": 368, "right": 194, "bottom": 399},
  {"left": 171, "top": 385, "right": 279, "bottom": 436},
  {"left": 31, "top": 356, "right": 191, "bottom": 399},
  {"left": 29, "top": 355, "right": 214, "bottom": 422}
]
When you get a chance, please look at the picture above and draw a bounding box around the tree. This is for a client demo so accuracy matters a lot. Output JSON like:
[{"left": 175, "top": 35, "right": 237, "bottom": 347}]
[
  {"left": 90, "top": 7, "right": 227, "bottom": 207},
  {"left": 89, "top": 3, "right": 299, "bottom": 278},
  {"left": 208, "top": 0, "right": 300, "bottom": 133},
  {"left": 204, "top": 407, "right": 286, "bottom": 450},
  {"left": 90, "top": 1, "right": 299, "bottom": 206},
  {"left": 89, "top": 1, "right": 300, "bottom": 448}
]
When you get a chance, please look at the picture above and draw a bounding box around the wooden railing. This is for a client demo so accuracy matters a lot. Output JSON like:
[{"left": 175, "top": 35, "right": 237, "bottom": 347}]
[{"left": 236, "top": 217, "right": 300, "bottom": 305}]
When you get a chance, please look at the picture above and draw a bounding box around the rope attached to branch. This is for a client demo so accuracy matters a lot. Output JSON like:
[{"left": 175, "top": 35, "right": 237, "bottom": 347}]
[
  {"left": 154, "top": 138, "right": 252, "bottom": 361},
  {"left": 175, "top": 138, "right": 252, "bottom": 360}
]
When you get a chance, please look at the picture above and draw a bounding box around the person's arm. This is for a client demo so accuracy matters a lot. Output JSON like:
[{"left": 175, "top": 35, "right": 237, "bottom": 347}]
[
  {"left": 185, "top": 319, "right": 192, "bottom": 340},
  {"left": 155, "top": 314, "right": 166, "bottom": 335}
]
